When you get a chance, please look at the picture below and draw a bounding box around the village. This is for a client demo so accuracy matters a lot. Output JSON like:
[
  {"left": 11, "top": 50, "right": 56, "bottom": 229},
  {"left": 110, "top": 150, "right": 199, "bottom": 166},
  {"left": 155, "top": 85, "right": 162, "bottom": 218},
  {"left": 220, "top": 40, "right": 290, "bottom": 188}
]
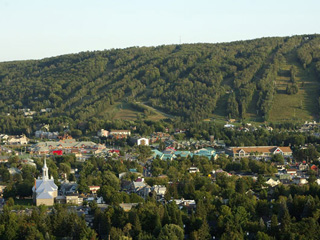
[{"left": 0, "top": 120, "right": 319, "bottom": 231}]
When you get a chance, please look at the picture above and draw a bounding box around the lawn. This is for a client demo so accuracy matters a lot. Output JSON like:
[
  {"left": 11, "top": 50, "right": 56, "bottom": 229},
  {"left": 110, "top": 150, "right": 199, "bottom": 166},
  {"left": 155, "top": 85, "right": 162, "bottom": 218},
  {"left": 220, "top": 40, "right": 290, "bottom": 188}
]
[
  {"left": 101, "top": 101, "right": 168, "bottom": 121},
  {"left": 269, "top": 54, "right": 320, "bottom": 122},
  {"left": 14, "top": 198, "right": 33, "bottom": 207}
]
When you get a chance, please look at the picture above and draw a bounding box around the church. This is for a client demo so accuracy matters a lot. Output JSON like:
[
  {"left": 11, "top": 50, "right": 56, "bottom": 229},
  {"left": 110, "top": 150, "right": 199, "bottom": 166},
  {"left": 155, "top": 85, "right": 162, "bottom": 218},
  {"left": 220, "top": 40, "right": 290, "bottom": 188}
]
[{"left": 32, "top": 158, "right": 58, "bottom": 206}]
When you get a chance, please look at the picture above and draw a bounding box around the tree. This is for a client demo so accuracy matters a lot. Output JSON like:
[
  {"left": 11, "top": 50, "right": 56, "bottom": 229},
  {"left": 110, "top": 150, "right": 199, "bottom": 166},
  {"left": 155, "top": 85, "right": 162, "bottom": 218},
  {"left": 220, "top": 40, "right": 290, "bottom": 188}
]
[
  {"left": 6, "top": 198, "right": 14, "bottom": 207},
  {"left": 271, "top": 154, "right": 284, "bottom": 164},
  {"left": 102, "top": 171, "right": 120, "bottom": 190},
  {"left": 59, "top": 163, "right": 71, "bottom": 177},
  {"left": 256, "top": 231, "right": 271, "bottom": 240},
  {"left": 158, "top": 224, "right": 184, "bottom": 240}
]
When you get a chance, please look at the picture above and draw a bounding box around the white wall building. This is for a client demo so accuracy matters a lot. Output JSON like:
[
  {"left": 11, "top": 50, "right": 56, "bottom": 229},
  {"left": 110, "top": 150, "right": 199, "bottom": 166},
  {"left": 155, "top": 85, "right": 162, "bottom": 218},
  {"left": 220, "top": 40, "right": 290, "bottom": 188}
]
[{"left": 32, "top": 158, "right": 58, "bottom": 206}]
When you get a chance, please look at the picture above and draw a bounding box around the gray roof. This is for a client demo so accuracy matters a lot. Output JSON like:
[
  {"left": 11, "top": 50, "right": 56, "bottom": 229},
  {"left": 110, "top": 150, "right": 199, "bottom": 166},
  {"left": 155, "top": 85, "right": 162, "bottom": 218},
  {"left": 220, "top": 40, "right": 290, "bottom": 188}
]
[{"left": 37, "top": 191, "right": 53, "bottom": 199}]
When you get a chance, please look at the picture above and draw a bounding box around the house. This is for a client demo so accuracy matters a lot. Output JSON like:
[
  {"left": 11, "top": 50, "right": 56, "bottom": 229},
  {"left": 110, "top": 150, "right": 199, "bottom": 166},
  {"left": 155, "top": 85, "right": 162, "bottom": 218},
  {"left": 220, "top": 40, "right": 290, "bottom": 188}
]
[
  {"left": 66, "top": 193, "right": 80, "bottom": 205},
  {"left": 214, "top": 140, "right": 226, "bottom": 148},
  {"left": 89, "top": 186, "right": 100, "bottom": 194},
  {"left": 152, "top": 185, "right": 166, "bottom": 198},
  {"left": 0, "top": 185, "right": 6, "bottom": 196},
  {"left": 227, "top": 146, "right": 292, "bottom": 159},
  {"left": 298, "top": 163, "right": 309, "bottom": 171},
  {"left": 188, "top": 167, "right": 200, "bottom": 173},
  {"left": 265, "top": 178, "right": 280, "bottom": 187},
  {"left": 293, "top": 178, "right": 308, "bottom": 185},
  {"left": 131, "top": 181, "right": 147, "bottom": 193},
  {"left": 60, "top": 182, "right": 78, "bottom": 195},
  {"left": 310, "top": 165, "right": 318, "bottom": 172},
  {"left": 119, "top": 203, "right": 139, "bottom": 212},
  {"left": 32, "top": 158, "right": 58, "bottom": 206},
  {"left": 279, "top": 174, "right": 292, "bottom": 180},
  {"left": 173, "top": 198, "right": 196, "bottom": 210},
  {"left": 7, "top": 135, "right": 29, "bottom": 145},
  {"left": 20, "top": 158, "right": 37, "bottom": 168},
  {"left": 286, "top": 169, "right": 297, "bottom": 176},
  {"left": 97, "top": 129, "right": 109, "bottom": 137},
  {"left": 8, "top": 167, "right": 21, "bottom": 176}
]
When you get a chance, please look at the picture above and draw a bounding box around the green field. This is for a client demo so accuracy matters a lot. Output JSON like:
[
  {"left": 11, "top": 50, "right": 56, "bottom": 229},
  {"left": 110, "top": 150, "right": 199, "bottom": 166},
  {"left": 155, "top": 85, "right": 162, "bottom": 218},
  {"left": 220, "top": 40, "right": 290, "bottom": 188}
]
[
  {"left": 102, "top": 102, "right": 168, "bottom": 121},
  {"left": 269, "top": 55, "right": 320, "bottom": 122}
]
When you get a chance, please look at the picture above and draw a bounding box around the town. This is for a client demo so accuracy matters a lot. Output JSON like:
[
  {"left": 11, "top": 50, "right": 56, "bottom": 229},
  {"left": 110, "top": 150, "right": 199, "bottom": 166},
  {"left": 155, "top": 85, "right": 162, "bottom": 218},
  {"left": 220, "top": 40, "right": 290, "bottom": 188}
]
[{"left": 1, "top": 120, "right": 320, "bottom": 239}]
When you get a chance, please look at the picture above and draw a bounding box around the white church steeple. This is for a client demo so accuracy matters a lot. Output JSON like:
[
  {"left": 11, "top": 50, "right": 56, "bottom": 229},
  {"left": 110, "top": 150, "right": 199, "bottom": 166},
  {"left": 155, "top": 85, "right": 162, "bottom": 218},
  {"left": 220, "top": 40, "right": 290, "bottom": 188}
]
[{"left": 42, "top": 157, "right": 49, "bottom": 180}]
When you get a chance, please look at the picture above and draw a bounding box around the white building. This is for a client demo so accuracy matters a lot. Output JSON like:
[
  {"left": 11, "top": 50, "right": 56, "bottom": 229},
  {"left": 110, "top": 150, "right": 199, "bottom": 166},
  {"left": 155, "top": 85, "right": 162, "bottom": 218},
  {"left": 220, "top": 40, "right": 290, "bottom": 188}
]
[
  {"left": 137, "top": 138, "right": 149, "bottom": 146},
  {"left": 7, "top": 135, "right": 29, "bottom": 145},
  {"left": 97, "top": 129, "right": 109, "bottom": 137},
  {"left": 110, "top": 130, "right": 131, "bottom": 138},
  {"left": 32, "top": 158, "right": 58, "bottom": 206},
  {"left": 188, "top": 167, "right": 200, "bottom": 173},
  {"left": 265, "top": 178, "right": 280, "bottom": 187}
]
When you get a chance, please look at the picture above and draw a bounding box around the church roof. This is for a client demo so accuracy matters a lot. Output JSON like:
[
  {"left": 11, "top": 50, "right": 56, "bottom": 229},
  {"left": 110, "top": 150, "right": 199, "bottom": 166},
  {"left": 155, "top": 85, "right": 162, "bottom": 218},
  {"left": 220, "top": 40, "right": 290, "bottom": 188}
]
[
  {"left": 37, "top": 191, "right": 53, "bottom": 199},
  {"left": 33, "top": 158, "right": 58, "bottom": 204},
  {"left": 34, "top": 179, "right": 57, "bottom": 193}
]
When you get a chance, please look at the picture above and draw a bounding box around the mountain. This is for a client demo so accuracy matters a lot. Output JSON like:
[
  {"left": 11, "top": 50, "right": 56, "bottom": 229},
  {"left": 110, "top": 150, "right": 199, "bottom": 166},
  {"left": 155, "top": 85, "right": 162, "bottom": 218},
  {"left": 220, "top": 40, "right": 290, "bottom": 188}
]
[{"left": 0, "top": 34, "right": 320, "bottom": 134}]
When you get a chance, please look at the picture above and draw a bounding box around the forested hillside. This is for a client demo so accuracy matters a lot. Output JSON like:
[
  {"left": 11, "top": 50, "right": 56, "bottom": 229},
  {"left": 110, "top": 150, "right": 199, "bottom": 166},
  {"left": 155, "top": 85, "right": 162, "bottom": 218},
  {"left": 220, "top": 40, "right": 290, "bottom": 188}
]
[{"left": 0, "top": 34, "right": 320, "bottom": 134}]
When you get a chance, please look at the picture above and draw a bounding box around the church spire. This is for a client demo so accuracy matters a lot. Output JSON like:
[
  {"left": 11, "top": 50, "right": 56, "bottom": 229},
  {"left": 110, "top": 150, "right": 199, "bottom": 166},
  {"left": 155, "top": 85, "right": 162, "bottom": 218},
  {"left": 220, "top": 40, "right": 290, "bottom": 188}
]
[{"left": 42, "top": 157, "right": 49, "bottom": 180}]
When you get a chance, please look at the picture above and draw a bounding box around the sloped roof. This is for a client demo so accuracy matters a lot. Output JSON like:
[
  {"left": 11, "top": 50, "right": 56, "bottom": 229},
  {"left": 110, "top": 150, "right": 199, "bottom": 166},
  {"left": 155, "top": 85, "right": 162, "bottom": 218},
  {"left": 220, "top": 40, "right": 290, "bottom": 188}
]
[
  {"left": 37, "top": 191, "right": 53, "bottom": 199},
  {"left": 34, "top": 179, "right": 57, "bottom": 193},
  {"left": 231, "top": 146, "right": 292, "bottom": 154}
]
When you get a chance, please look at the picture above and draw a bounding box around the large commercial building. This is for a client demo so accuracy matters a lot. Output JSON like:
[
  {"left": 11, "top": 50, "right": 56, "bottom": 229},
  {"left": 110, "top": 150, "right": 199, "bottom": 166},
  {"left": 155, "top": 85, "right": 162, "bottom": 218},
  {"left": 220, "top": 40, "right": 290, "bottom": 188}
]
[{"left": 227, "top": 146, "right": 292, "bottom": 159}]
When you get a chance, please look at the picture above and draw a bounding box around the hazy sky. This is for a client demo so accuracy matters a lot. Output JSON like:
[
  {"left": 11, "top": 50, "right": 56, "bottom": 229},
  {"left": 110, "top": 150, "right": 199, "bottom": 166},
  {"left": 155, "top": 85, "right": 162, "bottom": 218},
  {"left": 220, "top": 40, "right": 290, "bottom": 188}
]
[{"left": 0, "top": 0, "right": 319, "bottom": 62}]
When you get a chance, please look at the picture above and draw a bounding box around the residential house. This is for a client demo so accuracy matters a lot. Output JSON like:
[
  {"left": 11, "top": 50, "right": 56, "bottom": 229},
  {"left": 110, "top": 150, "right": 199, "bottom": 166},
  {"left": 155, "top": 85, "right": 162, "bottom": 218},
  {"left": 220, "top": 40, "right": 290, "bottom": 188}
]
[
  {"left": 97, "top": 129, "right": 109, "bottom": 137},
  {"left": 66, "top": 193, "right": 80, "bottom": 205},
  {"left": 286, "top": 169, "right": 297, "bottom": 176},
  {"left": 8, "top": 167, "right": 21, "bottom": 176},
  {"left": 293, "top": 178, "right": 308, "bottom": 185},
  {"left": 119, "top": 203, "right": 139, "bottom": 212},
  {"left": 7, "top": 135, "right": 29, "bottom": 145},
  {"left": 60, "top": 181, "right": 78, "bottom": 195},
  {"left": 173, "top": 198, "right": 196, "bottom": 210},
  {"left": 152, "top": 185, "right": 167, "bottom": 198},
  {"left": 0, "top": 185, "right": 6, "bottom": 196},
  {"left": 310, "top": 165, "right": 318, "bottom": 172},
  {"left": 89, "top": 186, "right": 100, "bottom": 194},
  {"left": 21, "top": 158, "right": 37, "bottom": 168},
  {"left": 298, "top": 163, "right": 309, "bottom": 171},
  {"left": 188, "top": 167, "right": 200, "bottom": 173},
  {"left": 265, "top": 178, "right": 280, "bottom": 187}
]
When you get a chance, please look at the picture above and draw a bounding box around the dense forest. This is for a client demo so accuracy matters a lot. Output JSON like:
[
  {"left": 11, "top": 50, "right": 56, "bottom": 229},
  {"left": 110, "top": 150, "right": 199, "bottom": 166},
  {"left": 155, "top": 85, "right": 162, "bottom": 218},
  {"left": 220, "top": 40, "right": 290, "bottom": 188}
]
[{"left": 1, "top": 34, "right": 320, "bottom": 134}]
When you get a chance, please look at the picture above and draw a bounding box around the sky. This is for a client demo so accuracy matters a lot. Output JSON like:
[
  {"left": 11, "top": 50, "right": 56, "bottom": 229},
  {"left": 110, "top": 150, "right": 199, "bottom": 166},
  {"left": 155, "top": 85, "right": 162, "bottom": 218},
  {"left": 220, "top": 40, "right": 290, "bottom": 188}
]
[{"left": 0, "top": 0, "right": 319, "bottom": 62}]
